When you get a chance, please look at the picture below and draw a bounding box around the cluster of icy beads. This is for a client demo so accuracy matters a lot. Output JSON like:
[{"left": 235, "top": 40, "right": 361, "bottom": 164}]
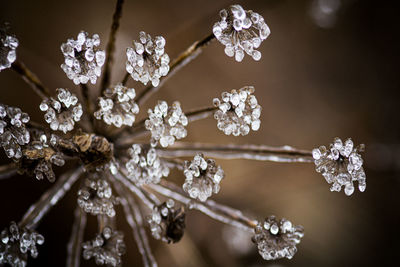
[
  {"left": 312, "top": 137, "right": 366, "bottom": 196},
  {"left": 0, "top": 104, "right": 30, "bottom": 160},
  {"left": 183, "top": 153, "right": 225, "bottom": 202},
  {"left": 94, "top": 84, "right": 139, "bottom": 127},
  {"left": 77, "top": 177, "right": 118, "bottom": 217},
  {"left": 253, "top": 216, "right": 304, "bottom": 260},
  {"left": 0, "top": 25, "right": 18, "bottom": 71},
  {"left": 126, "top": 31, "right": 170, "bottom": 87},
  {"left": 213, "top": 86, "right": 261, "bottom": 136},
  {"left": 83, "top": 227, "right": 125, "bottom": 267},
  {"left": 61, "top": 31, "right": 105, "bottom": 84},
  {"left": 0, "top": 221, "right": 44, "bottom": 267},
  {"left": 125, "top": 144, "right": 169, "bottom": 185},
  {"left": 39, "top": 88, "right": 83, "bottom": 133},
  {"left": 213, "top": 4, "right": 270, "bottom": 62},
  {"left": 147, "top": 199, "right": 186, "bottom": 244},
  {"left": 145, "top": 101, "right": 188, "bottom": 147}
]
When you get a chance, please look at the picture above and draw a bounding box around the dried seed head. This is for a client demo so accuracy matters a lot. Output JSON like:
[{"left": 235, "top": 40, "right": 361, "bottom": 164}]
[{"left": 0, "top": 24, "right": 18, "bottom": 72}]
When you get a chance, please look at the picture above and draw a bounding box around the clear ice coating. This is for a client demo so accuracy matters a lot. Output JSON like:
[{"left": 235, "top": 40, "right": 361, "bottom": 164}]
[
  {"left": 126, "top": 31, "right": 170, "bottom": 87},
  {"left": 82, "top": 226, "right": 126, "bottom": 267},
  {"left": 0, "top": 24, "right": 18, "bottom": 72},
  {"left": 252, "top": 215, "right": 304, "bottom": 260},
  {"left": 94, "top": 84, "right": 139, "bottom": 127},
  {"left": 125, "top": 144, "right": 169, "bottom": 185},
  {"left": 0, "top": 221, "right": 44, "bottom": 267},
  {"left": 145, "top": 100, "right": 188, "bottom": 147},
  {"left": 183, "top": 153, "right": 225, "bottom": 202},
  {"left": 147, "top": 199, "right": 186, "bottom": 243},
  {"left": 0, "top": 103, "right": 30, "bottom": 160},
  {"left": 212, "top": 4, "right": 270, "bottom": 62},
  {"left": 60, "top": 31, "right": 105, "bottom": 85},
  {"left": 39, "top": 88, "right": 83, "bottom": 133},
  {"left": 213, "top": 86, "right": 261, "bottom": 136},
  {"left": 77, "top": 175, "right": 119, "bottom": 217},
  {"left": 312, "top": 137, "right": 366, "bottom": 196}
]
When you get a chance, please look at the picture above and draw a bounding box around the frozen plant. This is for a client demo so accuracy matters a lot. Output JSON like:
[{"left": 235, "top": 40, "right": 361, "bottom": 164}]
[
  {"left": 0, "top": 24, "right": 18, "bottom": 72},
  {"left": 0, "top": 1, "right": 367, "bottom": 267}
]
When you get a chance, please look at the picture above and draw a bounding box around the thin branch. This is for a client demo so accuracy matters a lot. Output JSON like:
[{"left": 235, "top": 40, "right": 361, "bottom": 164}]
[
  {"left": 135, "top": 33, "right": 215, "bottom": 106},
  {"left": 156, "top": 142, "right": 314, "bottom": 163},
  {"left": 185, "top": 106, "right": 217, "bottom": 122},
  {"left": 0, "top": 163, "right": 17, "bottom": 180},
  {"left": 11, "top": 60, "right": 51, "bottom": 99},
  {"left": 80, "top": 84, "right": 93, "bottom": 115},
  {"left": 101, "top": 0, "right": 125, "bottom": 92},
  {"left": 66, "top": 206, "right": 87, "bottom": 267},
  {"left": 19, "top": 167, "right": 83, "bottom": 229},
  {"left": 121, "top": 72, "right": 130, "bottom": 86}
]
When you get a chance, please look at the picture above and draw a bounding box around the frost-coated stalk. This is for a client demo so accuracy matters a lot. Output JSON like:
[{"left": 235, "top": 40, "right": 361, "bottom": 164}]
[
  {"left": 19, "top": 167, "right": 83, "bottom": 229},
  {"left": 66, "top": 206, "right": 87, "bottom": 267},
  {"left": 185, "top": 106, "right": 218, "bottom": 122},
  {"left": 134, "top": 33, "right": 215, "bottom": 105},
  {"left": 0, "top": 163, "right": 16, "bottom": 179},
  {"left": 156, "top": 142, "right": 314, "bottom": 163},
  {"left": 113, "top": 180, "right": 157, "bottom": 267},
  {"left": 11, "top": 61, "right": 51, "bottom": 99}
]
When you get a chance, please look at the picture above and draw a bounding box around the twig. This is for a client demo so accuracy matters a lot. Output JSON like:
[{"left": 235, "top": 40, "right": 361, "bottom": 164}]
[
  {"left": 11, "top": 60, "right": 51, "bottom": 99},
  {"left": 121, "top": 72, "right": 130, "bottom": 86},
  {"left": 0, "top": 163, "right": 17, "bottom": 180},
  {"left": 66, "top": 206, "right": 87, "bottom": 267}
]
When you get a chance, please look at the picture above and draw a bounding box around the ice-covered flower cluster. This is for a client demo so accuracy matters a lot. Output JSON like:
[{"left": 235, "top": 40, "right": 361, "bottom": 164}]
[
  {"left": 213, "top": 4, "right": 270, "bottom": 62},
  {"left": 0, "top": 25, "right": 18, "bottom": 72},
  {"left": 0, "top": 104, "right": 30, "bottom": 160},
  {"left": 125, "top": 144, "right": 169, "bottom": 185},
  {"left": 145, "top": 101, "right": 188, "bottom": 147},
  {"left": 252, "top": 216, "right": 304, "bottom": 260},
  {"left": 126, "top": 31, "right": 170, "bottom": 87},
  {"left": 312, "top": 137, "right": 366, "bottom": 196},
  {"left": 183, "top": 153, "right": 225, "bottom": 202},
  {"left": 78, "top": 176, "right": 119, "bottom": 217},
  {"left": 213, "top": 86, "right": 261, "bottom": 136},
  {"left": 147, "top": 199, "right": 186, "bottom": 244},
  {"left": 94, "top": 84, "right": 139, "bottom": 127},
  {"left": 61, "top": 31, "right": 105, "bottom": 85},
  {"left": 82, "top": 226, "right": 126, "bottom": 267},
  {"left": 0, "top": 221, "right": 44, "bottom": 267},
  {"left": 39, "top": 88, "right": 83, "bottom": 133}
]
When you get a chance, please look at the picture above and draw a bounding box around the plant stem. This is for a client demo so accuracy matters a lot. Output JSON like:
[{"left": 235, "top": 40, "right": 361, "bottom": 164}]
[{"left": 66, "top": 206, "right": 87, "bottom": 267}]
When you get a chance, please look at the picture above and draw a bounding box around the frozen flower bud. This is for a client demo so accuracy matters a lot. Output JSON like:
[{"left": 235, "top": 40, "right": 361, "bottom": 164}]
[
  {"left": 213, "top": 4, "right": 270, "bottom": 62},
  {"left": 183, "top": 153, "right": 225, "bottom": 202},
  {"left": 0, "top": 221, "right": 44, "bottom": 267},
  {"left": 213, "top": 86, "right": 261, "bottom": 136},
  {"left": 145, "top": 101, "right": 188, "bottom": 147},
  {"left": 312, "top": 137, "right": 366, "bottom": 196},
  {"left": 61, "top": 31, "right": 105, "bottom": 84},
  {"left": 82, "top": 227, "right": 126, "bottom": 267},
  {"left": 147, "top": 199, "right": 186, "bottom": 243},
  {"left": 252, "top": 216, "right": 304, "bottom": 260},
  {"left": 126, "top": 31, "right": 170, "bottom": 87},
  {"left": 0, "top": 24, "right": 18, "bottom": 72},
  {"left": 40, "top": 88, "right": 82, "bottom": 133},
  {"left": 125, "top": 144, "right": 169, "bottom": 185},
  {"left": 78, "top": 176, "right": 119, "bottom": 217},
  {"left": 94, "top": 84, "right": 139, "bottom": 127},
  {"left": 0, "top": 103, "right": 30, "bottom": 160}
]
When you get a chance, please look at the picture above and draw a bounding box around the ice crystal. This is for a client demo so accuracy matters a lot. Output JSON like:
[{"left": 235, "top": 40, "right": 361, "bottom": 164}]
[
  {"left": 213, "top": 86, "right": 261, "bottom": 136},
  {"left": 61, "top": 31, "right": 105, "bottom": 85},
  {"left": 0, "top": 25, "right": 18, "bottom": 72},
  {"left": 147, "top": 199, "right": 186, "bottom": 243},
  {"left": 252, "top": 216, "right": 304, "bottom": 260},
  {"left": 126, "top": 31, "right": 170, "bottom": 87},
  {"left": 125, "top": 144, "right": 169, "bottom": 185},
  {"left": 0, "top": 104, "right": 30, "bottom": 160},
  {"left": 145, "top": 100, "right": 188, "bottom": 147},
  {"left": 77, "top": 176, "right": 119, "bottom": 217},
  {"left": 82, "top": 226, "right": 126, "bottom": 267},
  {"left": 0, "top": 221, "right": 44, "bottom": 267},
  {"left": 39, "top": 88, "right": 83, "bottom": 133},
  {"left": 94, "top": 84, "right": 139, "bottom": 127},
  {"left": 312, "top": 137, "right": 366, "bottom": 196},
  {"left": 213, "top": 4, "right": 270, "bottom": 62},
  {"left": 183, "top": 153, "right": 225, "bottom": 202}
]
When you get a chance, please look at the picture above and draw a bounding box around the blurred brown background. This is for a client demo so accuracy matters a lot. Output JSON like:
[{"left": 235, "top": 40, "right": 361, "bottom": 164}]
[{"left": 1, "top": 0, "right": 399, "bottom": 266}]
